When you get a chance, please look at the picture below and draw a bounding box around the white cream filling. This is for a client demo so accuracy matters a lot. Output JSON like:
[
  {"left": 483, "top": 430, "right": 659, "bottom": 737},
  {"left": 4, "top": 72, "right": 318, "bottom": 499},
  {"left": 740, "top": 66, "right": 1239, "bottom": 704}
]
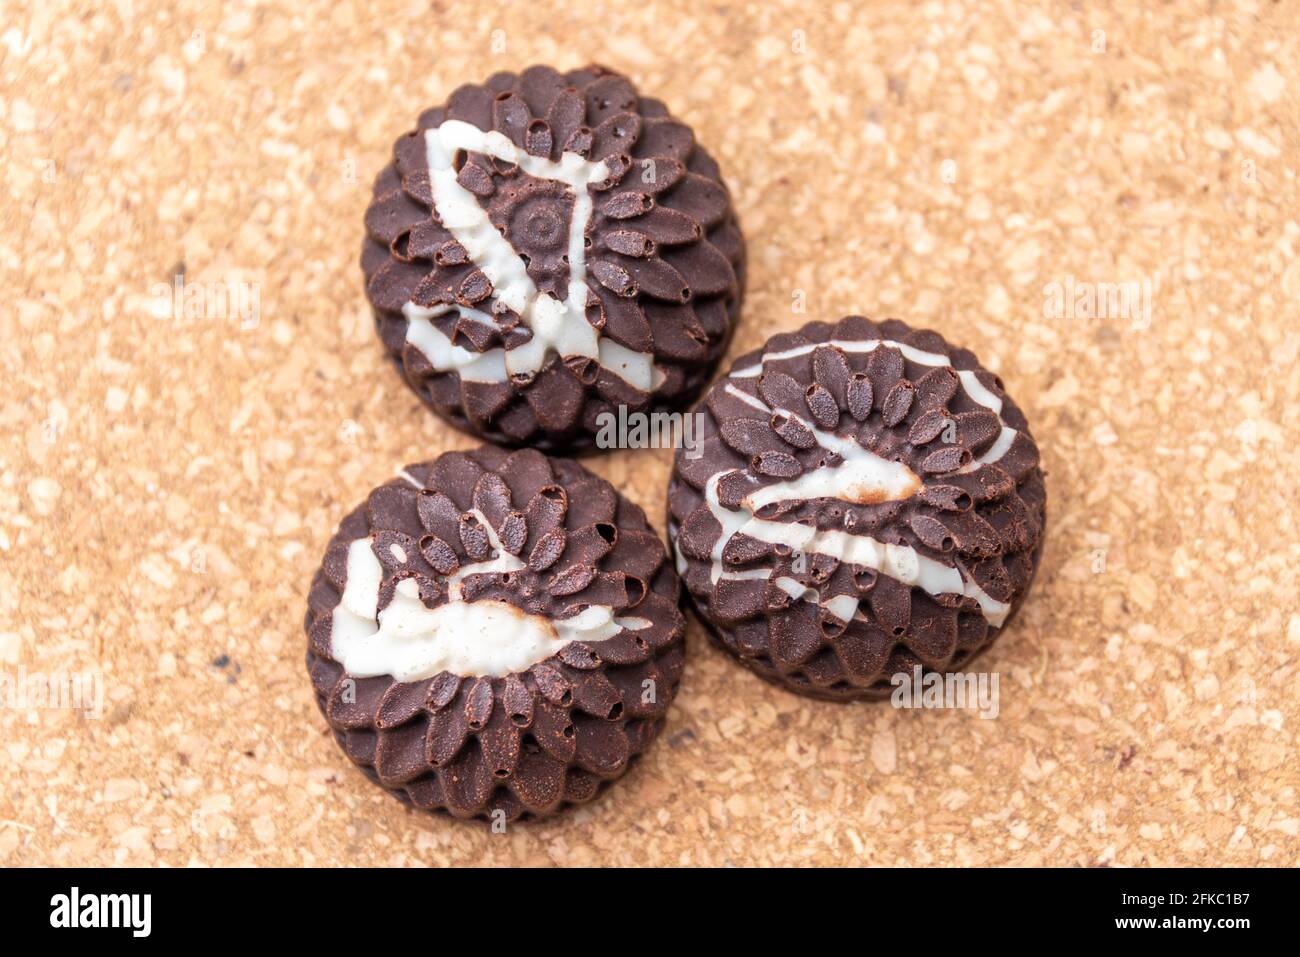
[
  {"left": 700, "top": 336, "right": 1019, "bottom": 627},
  {"left": 401, "top": 120, "right": 660, "bottom": 393},
  {"left": 331, "top": 504, "right": 648, "bottom": 680}
]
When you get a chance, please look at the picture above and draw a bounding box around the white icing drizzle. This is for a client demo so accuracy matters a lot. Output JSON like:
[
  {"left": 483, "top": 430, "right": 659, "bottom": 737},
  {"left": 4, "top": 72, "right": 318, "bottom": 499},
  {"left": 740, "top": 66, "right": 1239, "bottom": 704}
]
[
  {"left": 701, "top": 337, "right": 1019, "bottom": 627},
  {"left": 730, "top": 336, "right": 1018, "bottom": 473},
  {"left": 704, "top": 473, "right": 1010, "bottom": 626},
  {"left": 404, "top": 303, "right": 509, "bottom": 383},
  {"left": 724, "top": 383, "right": 922, "bottom": 509},
  {"left": 401, "top": 120, "right": 660, "bottom": 393},
  {"left": 673, "top": 537, "right": 689, "bottom": 576},
  {"left": 331, "top": 500, "right": 645, "bottom": 680},
  {"left": 773, "top": 576, "right": 859, "bottom": 623},
  {"left": 395, "top": 468, "right": 424, "bottom": 489}
]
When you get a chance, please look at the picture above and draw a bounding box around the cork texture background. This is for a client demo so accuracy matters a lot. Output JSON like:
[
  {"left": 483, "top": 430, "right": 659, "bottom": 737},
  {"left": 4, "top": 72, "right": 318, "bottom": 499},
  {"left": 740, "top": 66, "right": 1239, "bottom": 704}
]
[{"left": 3, "top": 0, "right": 1299, "bottom": 867}]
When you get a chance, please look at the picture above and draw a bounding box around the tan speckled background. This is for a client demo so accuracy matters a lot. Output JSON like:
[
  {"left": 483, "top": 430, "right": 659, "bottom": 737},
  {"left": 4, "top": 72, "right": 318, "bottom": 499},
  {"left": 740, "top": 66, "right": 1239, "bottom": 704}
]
[{"left": 3, "top": 0, "right": 1298, "bottom": 867}]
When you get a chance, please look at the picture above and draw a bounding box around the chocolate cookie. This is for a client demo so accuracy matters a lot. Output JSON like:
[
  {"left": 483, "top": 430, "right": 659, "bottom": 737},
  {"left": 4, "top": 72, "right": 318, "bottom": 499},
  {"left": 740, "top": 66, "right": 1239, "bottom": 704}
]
[
  {"left": 363, "top": 64, "right": 745, "bottom": 452},
  {"left": 306, "top": 446, "right": 685, "bottom": 821},
  {"left": 668, "top": 317, "right": 1046, "bottom": 701}
]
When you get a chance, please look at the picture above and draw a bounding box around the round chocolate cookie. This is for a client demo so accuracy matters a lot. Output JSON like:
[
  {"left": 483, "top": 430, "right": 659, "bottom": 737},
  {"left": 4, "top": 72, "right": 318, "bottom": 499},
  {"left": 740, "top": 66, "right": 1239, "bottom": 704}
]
[
  {"left": 668, "top": 317, "right": 1046, "bottom": 702},
  {"left": 362, "top": 63, "right": 745, "bottom": 452},
  {"left": 305, "top": 446, "right": 685, "bottom": 821}
]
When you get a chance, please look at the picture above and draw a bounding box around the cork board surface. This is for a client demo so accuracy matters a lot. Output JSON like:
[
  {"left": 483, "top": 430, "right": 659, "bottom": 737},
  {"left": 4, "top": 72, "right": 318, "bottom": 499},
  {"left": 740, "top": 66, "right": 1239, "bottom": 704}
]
[{"left": 3, "top": 0, "right": 1299, "bottom": 867}]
